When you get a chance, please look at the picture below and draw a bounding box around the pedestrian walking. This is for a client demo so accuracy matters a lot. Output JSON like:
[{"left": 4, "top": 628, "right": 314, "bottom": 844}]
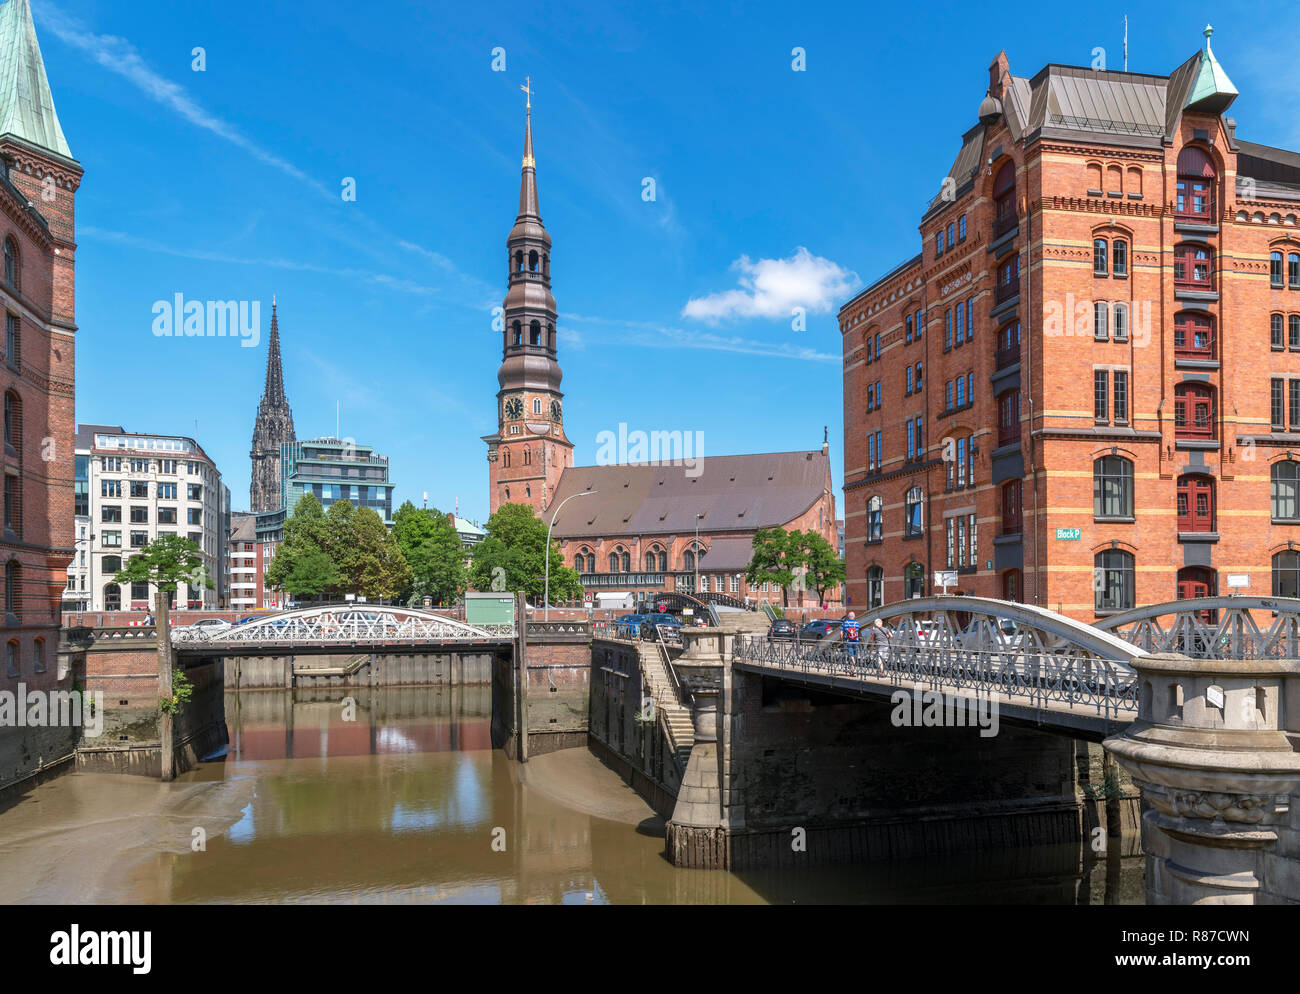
[
  {"left": 841, "top": 611, "right": 860, "bottom": 666},
  {"left": 869, "top": 618, "right": 890, "bottom": 671}
]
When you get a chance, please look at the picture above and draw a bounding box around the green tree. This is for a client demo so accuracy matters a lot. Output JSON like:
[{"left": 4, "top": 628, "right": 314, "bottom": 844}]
[
  {"left": 267, "top": 494, "right": 334, "bottom": 600},
  {"left": 345, "top": 506, "right": 413, "bottom": 601},
  {"left": 470, "top": 502, "right": 581, "bottom": 602},
  {"left": 794, "top": 529, "right": 845, "bottom": 605},
  {"left": 392, "top": 501, "right": 468, "bottom": 605},
  {"left": 113, "top": 534, "right": 210, "bottom": 782},
  {"left": 745, "top": 527, "right": 799, "bottom": 607}
]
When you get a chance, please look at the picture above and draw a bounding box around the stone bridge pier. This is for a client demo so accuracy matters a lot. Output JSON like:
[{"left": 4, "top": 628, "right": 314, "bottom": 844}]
[{"left": 1104, "top": 655, "right": 1300, "bottom": 904}]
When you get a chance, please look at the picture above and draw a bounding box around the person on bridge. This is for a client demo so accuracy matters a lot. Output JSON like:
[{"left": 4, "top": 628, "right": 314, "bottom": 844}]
[
  {"left": 868, "top": 618, "right": 890, "bottom": 671},
  {"left": 841, "top": 611, "right": 860, "bottom": 664}
]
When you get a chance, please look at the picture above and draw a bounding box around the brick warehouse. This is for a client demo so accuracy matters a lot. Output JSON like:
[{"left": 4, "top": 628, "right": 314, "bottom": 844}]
[
  {"left": 841, "top": 27, "right": 1300, "bottom": 621},
  {"left": 0, "top": 0, "right": 81, "bottom": 788}
]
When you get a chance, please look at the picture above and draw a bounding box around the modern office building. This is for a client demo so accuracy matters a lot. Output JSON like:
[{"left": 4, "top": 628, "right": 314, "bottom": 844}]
[
  {"left": 840, "top": 27, "right": 1300, "bottom": 620},
  {"left": 74, "top": 425, "right": 227, "bottom": 611},
  {"left": 281, "top": 436, "right": 395, "bottom": 525}
]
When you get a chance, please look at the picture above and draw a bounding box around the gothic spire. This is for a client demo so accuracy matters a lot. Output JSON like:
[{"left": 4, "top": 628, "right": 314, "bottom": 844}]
[
  {"left": 262, "top": 296, "right": 285, "bottom": 406},
  {"left": 0, "top": 0, "right": 72, "bottom": 159}
]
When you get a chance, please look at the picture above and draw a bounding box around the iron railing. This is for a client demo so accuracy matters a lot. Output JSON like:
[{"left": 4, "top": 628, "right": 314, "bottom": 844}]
[{"left": 170, "top": 606, "right": 515, "bottom": 647}]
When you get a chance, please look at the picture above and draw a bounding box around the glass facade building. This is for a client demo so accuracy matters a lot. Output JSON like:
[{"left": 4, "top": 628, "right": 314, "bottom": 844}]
[{"left": 280, "top": 437, "right": 395, "bottom": 525}]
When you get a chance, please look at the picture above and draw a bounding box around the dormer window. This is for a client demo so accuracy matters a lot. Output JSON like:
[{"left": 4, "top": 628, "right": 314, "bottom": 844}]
[{"left": 1175, "top": 145, "right": 1215, "bottom": 220}]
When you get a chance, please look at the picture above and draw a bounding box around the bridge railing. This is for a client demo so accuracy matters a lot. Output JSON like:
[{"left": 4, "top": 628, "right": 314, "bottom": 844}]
[{"left": 732, "top": 634, "right": 1140, "bottom": 721}]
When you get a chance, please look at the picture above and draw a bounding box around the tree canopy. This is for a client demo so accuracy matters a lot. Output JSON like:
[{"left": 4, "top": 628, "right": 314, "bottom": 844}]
[
  {"left": 744, "top": 526, "right": 844, "bottom": 607},
  {"left": 267, "top": 494, "right": 411, "bottom": 601},
  {"left": 470, "top": 502, "right": 582, "bottom": 602},
  {"left": 392, "top": 501, "right": 468, "bottom": 606}
]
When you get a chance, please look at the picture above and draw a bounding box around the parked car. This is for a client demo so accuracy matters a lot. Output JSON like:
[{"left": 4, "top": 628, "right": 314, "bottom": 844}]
[
  {"left": 892, "top": 619, "right": 940, "bottom": 644},
  {"left": 799, "top": 619, "right": 843, "bottom": 641},
  {"left": 170, "top": 617, "right": 231, "bottom": 642},
  {"left": 767, "top": 618, "right": 797, "bottom": 641}
]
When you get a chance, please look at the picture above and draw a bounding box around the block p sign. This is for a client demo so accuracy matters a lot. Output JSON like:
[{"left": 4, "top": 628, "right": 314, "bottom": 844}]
[{"left": 1055, "top": 527, "right": 1082, "bottom": 541}]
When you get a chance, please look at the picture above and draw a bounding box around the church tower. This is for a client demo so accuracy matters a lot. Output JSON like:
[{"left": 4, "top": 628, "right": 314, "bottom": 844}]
[
  {"left": 484, "top": 81, "right": 573, "bottom": 516},
  {"left": 249, "top": 298, "right": 295, "bottom": 511}
]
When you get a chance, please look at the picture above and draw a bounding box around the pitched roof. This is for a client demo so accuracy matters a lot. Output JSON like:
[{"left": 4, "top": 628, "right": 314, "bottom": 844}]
[
  {"left": 0, "top": 0, "right": 71, "bottom": 160},
  {"left": 548, "top": 450, "right": 831, "bottom": 541}
]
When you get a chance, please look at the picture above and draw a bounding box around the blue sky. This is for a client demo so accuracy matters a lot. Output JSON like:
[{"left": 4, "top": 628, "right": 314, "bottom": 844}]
[{"left": 34, "top": 0, "right": 1300, "bottom": 523}]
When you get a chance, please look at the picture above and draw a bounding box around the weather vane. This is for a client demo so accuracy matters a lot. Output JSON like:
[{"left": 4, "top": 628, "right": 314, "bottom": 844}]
[{"left": 521, "top": 76, "right": 532, "bottom": 111}]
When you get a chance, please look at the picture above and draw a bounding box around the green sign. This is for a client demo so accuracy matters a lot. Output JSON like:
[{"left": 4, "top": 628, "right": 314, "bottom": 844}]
[
  {"left": 1055, "top": 527, "right": 1082, "bottom": 541},
  {"left": 465, "top": 592, "right": 516, "bottom": 626}
]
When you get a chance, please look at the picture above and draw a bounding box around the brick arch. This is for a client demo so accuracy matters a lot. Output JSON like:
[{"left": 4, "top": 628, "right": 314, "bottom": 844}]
[
  {"left": 1089, "top": 538, "right": 1138, "bottom": 555},
  {"left": 1090, "top": 219, "right": 1135, "bottom": 240},
  {"left": 1090, "top": 444, "right": 1139, "bottom": 462}
]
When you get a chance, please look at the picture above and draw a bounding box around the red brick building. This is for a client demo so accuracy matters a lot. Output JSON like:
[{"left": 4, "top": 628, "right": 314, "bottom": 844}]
[
  {"left": 841, "top": 27, "right": 1300, "bottom": 621},
  {"left": 0, "top": 0, "right": 79, "bottom": 679}
]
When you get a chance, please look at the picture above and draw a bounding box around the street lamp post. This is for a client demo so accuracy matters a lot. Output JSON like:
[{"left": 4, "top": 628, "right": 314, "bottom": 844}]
[
  {"left": 694, "top": 513, "right": 704, "bottom": 597},
  {"left": 544, "top": 490, "right": 596, "bottom": 621}
]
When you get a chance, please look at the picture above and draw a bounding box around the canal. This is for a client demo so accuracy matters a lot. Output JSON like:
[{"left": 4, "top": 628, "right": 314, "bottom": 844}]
[{"left": 0, "top": 687, "right": 1144, "bottom": 903}]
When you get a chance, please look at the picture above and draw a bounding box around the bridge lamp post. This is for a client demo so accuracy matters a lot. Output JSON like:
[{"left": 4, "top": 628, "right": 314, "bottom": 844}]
[
  {"left": 694, "top": 513, "right": 704, "bottom": 597},
  {"left": 544, "top": 490, "right": 597, "bottom": 622}
]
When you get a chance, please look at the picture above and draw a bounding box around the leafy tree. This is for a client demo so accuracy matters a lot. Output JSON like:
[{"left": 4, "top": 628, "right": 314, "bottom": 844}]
[
  {"left": 267, "top": 493, "right": 333, "bottom": 599},
  {"left": 794, "top": 529, "right": 845, "bottom": 605},
  {"left": 470, "top": 502, "right": 581, "bottom": 602},
  {"left": 319, "top": 500, "right": 411, "bottom": 601},
  {"left": 745, "top": 527, "right": 799, "bottom": 607},
  {"left": 392, "top": 501, "right": 468, "bottom": 605},
  {"left": 113, "top": 534, "right": 210, "bottom": 781}
]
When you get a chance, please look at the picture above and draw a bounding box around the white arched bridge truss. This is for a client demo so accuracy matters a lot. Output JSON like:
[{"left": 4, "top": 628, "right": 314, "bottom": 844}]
[
  {"left": 732, "top": 597, "right": 1147, "bottom": 734},
  {"left": 1094, "top": 596, "right": 1300, "bottom": 660},
  {"left": 170, "top": 605, "right": 515, "bottom": 652}
]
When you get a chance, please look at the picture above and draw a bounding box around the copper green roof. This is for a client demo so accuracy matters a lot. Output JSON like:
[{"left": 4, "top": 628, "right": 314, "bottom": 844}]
[
  {"left": 0, "top": 0, "right": 71, "bottom": 160},
  {"left": 1183, "top": 25, "right": 1237, "bottom": 114}
]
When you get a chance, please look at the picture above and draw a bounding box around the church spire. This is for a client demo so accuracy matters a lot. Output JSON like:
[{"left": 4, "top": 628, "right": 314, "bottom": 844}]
[
  {"left": 0, "top": 0, "right": 72, "bottom": 160},
  {"left": 262, "top": 295, "right": 285, "bottom": 405},
  {"left": 518, "top": 76, "right": 539, "bottom": 218}
]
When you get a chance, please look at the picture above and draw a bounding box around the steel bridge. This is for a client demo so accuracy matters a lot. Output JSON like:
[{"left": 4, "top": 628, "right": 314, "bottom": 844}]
[
  {"left": 732, "top": 596, "right": 1147, "bottom": 737},
  {"left": 169, "top": 605, "right": 516, "bottom": 657},
  {"left": 1094, "top": 595, "right": 1300, "bottom": 659}
]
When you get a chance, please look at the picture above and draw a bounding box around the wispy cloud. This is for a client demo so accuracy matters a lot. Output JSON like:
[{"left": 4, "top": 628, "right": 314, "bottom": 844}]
[
  {"left": 562, "top": 313, "right": 837, "bottom": 362},
  {"left": 36, "top": 1, "right": 334, "bottom": 198},
  {"left": 80, "top": 226, "right": 439, "bottom": 295},
  {"left": 682, "top": 247, "right": 859, "bottom": 324}
]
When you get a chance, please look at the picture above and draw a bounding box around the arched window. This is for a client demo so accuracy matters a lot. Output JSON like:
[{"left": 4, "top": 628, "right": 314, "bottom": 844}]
[
  {"left": 608, "top": 552, "right": 619, "bottom": 572},
  {"left": 103, "top": 583, "right": 120, "bottom": 611},
  {"left": 503, "top": 451, "right": 510, "bottom": 468},
  {"left": 529, "top": 320, "right": 541, "bottom": 346},
  {"left": 997, "top": 390, "right": 1020, "bottom": 447},
  {"left": 1177, "top": 474, "right": 1215, "bottom": 532},
  {"left": 1002, "top": 568, "right": 1022, "bottom": 602},
  {"left": 1174, "top": 312, "right": 1213, "bottom": 358},
  {"left": 1176, "top": 146, "right": 1215, "bottom": 220},
  {"left": 532, "top": 397, "right": 541, "bottom": 415},
  {"left": 542, "top": 254, "right": 549, "bottom": 277},
  {"left": 1113, "top": 302, "right": 1128, "bottom": 341},
  {"left": 1273, "top": 550, "right": 1300, "bottom": 598},
  {"left": 503, "top": 487, "right": 510, "bottom": 501},
  {"left": 3, "top": 390, "right": 18, "bottom": 456},
  {"left": 1176, "top": 565, "right": 1216, "bottom": 602},
  {"left": 1291, "top": 252, "right": 1300, "bottom": 289},
  {"left": 528, "top": 249, "right": 539, "bottom": 272},
  {"left": 904, "top": 562, "right": 925, "bottom": 599},
  {"left": 4, "top": 639, "right": 15, "bottom": 677},
  {"left": 1271, "top": 461, "right": 1300, "bottom": 521},
  {"left": 644, "top": 550, "right": 657, "bottom": 572},
  {"left": 547, "top": 324, "right": 555, "bottom": 348},
  {"left": 904, "top": 486, "right": 923, "bottom": 537},
  {"left": 866, "top": 495, "right": 882, "bottom": 542},
  {"left": 621, "top": 551, "right": 630, "bottom": 572},
  {"left": 3, "top": 236, "right": 17, "bottom": 290},
  {"left": 1094, "top": 301, "right": 1109, "bottom": 340},
  {"left": 524, "top": 486, "right": 530, "bottom": 498},
  {"left": 867, "top": 565, "right": 884, "bottom": 608},
  {"left": 657, "top": 550, "right": 666, "bottom": 572},
  {"left": 514, "top": 250, "right": 524, "bottom": 272},
  {"left": 1094, "top": 237, "right": 1108, "bottom": 276},
  {"left": 682, "top": 549, "right": 695, "bottom": 571},
  {"left": 1272, "top": 251, "right": 1285, "bottom": 287},
  {"left": 1174, "top": 383, "right": 1214, "bottom": 438},
  {"left": 1126, "top": 166, "right": 1143, "bottom": 197},
  {"left": 1174, "top": 244, "right": 1212, "bottom": 288},
  {"left": 4, "top": 470, "right": 20, "bottom": 537},
  {"left": 512, "top": 321, "right": 522, "bottom": 346},
  {"left": 1094, "top": 456, "right": 1134, "bottom": 518},
  {"left": 993, "top": 161, "right": 1016, "bottom": 237},
  {"left": 522, "top": 448, "right": 530, "bottom": 466},
  {"left": 1095, "top": 550, "right": 1135, "bottom": 611},
  {"left": 996, "top": 321, "right": 1020, "bottom": 369},
  {"left": 5, "top": 313, "right": 19, "bottom": 368}
]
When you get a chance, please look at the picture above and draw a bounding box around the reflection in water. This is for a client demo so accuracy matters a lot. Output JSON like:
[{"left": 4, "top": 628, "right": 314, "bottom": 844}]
[{"left": 144, "top": 687, "right": 1142, "bottom": 904}]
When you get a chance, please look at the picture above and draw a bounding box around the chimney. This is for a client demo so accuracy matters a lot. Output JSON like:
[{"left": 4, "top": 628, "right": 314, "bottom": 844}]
[{"left": 988, "top": 51, "right": 1010, "bottom": 101}]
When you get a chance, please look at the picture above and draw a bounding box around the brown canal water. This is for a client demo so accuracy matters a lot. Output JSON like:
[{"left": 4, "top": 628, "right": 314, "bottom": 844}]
[{"left": 0, "top": 686, "right": 1144, "bottom": 904}]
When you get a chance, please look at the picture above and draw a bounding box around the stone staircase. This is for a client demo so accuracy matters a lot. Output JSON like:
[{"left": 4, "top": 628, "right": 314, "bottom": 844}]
[{"left": 637, "top": 641, "right": 694, "bottom": 769}]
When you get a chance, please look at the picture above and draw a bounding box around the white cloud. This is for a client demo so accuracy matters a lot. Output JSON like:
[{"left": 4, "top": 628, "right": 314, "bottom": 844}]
[
  {"left": 560, "top": 313, "right": 837, "bottom": 362},
  {"left": 682, "top": 247, "right": 858, "bottom": 324}
]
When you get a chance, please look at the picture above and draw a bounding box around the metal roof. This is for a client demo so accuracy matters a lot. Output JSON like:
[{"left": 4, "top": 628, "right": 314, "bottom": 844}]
[
  {"left": 0, "top": 0, "right": 71, "bottom": 160},
  {"left": 548, "top": 450, "right": 831, "bottom": 541}
]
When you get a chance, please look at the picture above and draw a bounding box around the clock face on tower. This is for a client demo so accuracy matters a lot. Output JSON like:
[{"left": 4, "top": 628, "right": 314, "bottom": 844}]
[
  {"left": 550, "top": 400, "right": 562, "bottom": 423},
  {"left": 504, "top": 397, "right": 523, "bottom": 420}
]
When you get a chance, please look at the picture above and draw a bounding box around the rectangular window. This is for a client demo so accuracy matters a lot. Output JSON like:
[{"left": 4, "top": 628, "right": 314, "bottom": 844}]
[
  {"left": 1273, "top": 379, "right": 1286, "bottom": 430},
  {"left": 914, "top": 416, "right": 924, "bottom": 460},
  {"left": 1094, "top": 302, "right": 1109, "bottom": 341},
  {"left": 875, "top": 431, "right": 882, "bottom": 468},
  {"left": 956, "top": 436, "right": 967, "bottom": 488},
  {"left": 966, "top": 297, "right": 974, "bottom": 340},
  {"left": 966, "top": 372, "right": 973, "bottom": 403},
  {"left": 936, "top": 231, "right": 944, "bottom": 255},
  {"left": 1113, "top": 240, "right": 1128, "bottom": 276},
  {"left": 1275, "top": 314, "right": 1286, "bottom": 351},
  {"left": 947, "top": 222, "right": 955, "bottom": 247},
  {"left": 129, "top": 459, "right": 148, "bottom": 473},
  {"left": 129, "top": 481, "right": 148, "bottom": 498},
  {"left": 101, "top": 505, "right": 121, "bottom": 523},
  {"left": 958, "top": 214, "right": 967, "bottom": 241},
  {"left": 1094, "top": 239, "right": 1108, "bottom": 276},
  {"left": 158, "top": 482, "right": 176, "bottom": 500},
  {"left": 955, "top": 302, "right": 964, "bottom": 346},
  {"left": 5, "top": 313, "right": 18, "bottom": 368},
  {"left": 1272, "top": 252, "right": 1284, "bottom": 287},
  {"left": 944, "top": 309, "right": 952, "bottom": 350},
  {"left": 1094, "top": 370, "right": 1109, "bottom": 422},
  {"left": 159, "top": 460, "right": 176, "bottom": 474},
  {"left": 956, "top": 376, "right": 966, "bottom": 407},
  {"left": 906, "top": 420, "right": 915, "bottom": 461},
  {"left": 945, "top": 517, "right": 955, "bottom": 570},
  {"left": 102, "top": 530, "right": 120, "bottom": 548},
  {"left": 129, "top": 506, "right": 148, "bottom": 523},
  {"left": 1113, "top": 370, "right": 1129, "bottom": 424},
  {"left": 1291, "top": 315, "right": 1300, "bottom": 352},
  {"left": 867, "top": 433, "right": 875, "bottom": 471},
  {"left": 187, "top": 483, "right": 202, "bottom": 501},
  {"left": 956, "top": 515, "right": 967, "bottom": 568},
  {"left": 130, "top": 531, "right": 148, "bottom": 549},
  {"left": 1291, "top": 381, "right": 1300, "bottom": 431},
  {"left": 101, "top": 479, "right": 121, "bottom": 498},
  {"left": 157, "top": 507, "right": 176, "bottom": 525},
  {"left": 905, "top": 315, "right": 912, "bottom": 342},
  {"left": 945, "top": 381, "right": 953, "bottom": 410},
  {"left": 1291, "top": 253, "right": 1300, "bottom": 289},
  {"left": 967, "top": 513, "right": 978, "bottom": 568},
  {"left": 188, "top": 508, "right": 202, "bottom": 526},
  {"left": 914, "top": 310, "right": 923, "bottom": 339},
  {"left": 905, "top": 366, "right": 914, "bottom": 394}
]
